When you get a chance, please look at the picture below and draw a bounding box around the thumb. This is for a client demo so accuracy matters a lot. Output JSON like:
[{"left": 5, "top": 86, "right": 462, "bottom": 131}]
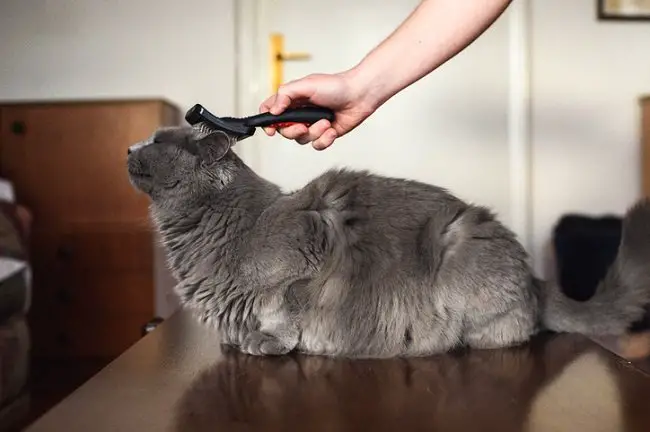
[
  {"left": 270, "top": 77, "right": 319, "bottom": 114},
  {"left": 269, "top": 92, "right": 292, "bottom": 115}
]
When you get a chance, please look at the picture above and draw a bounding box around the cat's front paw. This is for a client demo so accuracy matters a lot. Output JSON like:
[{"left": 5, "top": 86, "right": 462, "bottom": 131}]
[{"left": 241, "top": 331, "right": 293, "bottom": 356}]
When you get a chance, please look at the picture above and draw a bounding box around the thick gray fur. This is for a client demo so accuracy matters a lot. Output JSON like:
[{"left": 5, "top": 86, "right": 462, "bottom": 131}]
[{"left": 127, "top": 123, "right": 650, "bottom": 358}]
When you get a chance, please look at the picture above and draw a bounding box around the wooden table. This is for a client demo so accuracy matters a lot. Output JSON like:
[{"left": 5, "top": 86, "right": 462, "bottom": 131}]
[{"left": 25, "top": 309, "right": 650, "bottom": 431}]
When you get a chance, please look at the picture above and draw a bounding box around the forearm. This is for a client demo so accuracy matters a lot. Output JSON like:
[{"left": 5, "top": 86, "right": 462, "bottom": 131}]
[{"left": 346, "top": 0, "right": 512, "bottom": 109}]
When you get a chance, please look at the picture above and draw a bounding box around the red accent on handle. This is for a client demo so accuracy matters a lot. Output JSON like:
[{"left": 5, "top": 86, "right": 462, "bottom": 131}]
[{"left": 269, "top": 122, "right": 307, "bottom": 129}]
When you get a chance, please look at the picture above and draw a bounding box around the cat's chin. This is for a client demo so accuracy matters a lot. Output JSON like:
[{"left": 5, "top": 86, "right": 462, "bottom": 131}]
[{"left": 128, "top": 175, "right": 153, "bottom": 195}]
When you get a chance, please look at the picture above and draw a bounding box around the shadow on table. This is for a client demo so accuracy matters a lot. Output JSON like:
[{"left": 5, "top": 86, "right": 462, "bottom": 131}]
[{"left": 172, "top": 333, "right": 650, "bottom": 432}]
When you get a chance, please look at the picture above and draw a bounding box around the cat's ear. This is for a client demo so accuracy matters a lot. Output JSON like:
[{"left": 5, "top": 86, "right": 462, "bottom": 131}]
[{"left": 193, "top": 126, "right": 233, "bottom": 164}]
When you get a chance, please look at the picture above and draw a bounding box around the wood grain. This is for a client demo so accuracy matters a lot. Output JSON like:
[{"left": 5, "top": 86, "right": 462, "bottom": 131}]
[
  {"left": 25, "top": 309, "right": 650, "bottom": 432},
  {"left": 0, "top": 99, "right": 180, "bottom": 358}
]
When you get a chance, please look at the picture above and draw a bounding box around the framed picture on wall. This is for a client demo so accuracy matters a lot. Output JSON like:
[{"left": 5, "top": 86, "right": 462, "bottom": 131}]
[{"left": 598, "top": 0, "right": 650, "bottom": 20}]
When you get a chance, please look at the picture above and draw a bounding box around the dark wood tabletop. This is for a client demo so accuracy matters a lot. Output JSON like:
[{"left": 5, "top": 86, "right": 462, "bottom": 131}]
[{"left": 25, "top": 309, "right": 650, "bottom": 432}]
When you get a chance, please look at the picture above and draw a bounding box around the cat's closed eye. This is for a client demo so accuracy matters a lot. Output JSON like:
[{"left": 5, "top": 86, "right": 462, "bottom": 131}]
[{"left": 162, "top": 180, "right": 180, "bottom": 189}]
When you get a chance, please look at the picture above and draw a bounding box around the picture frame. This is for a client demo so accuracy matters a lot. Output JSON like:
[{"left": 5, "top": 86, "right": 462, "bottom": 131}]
[{"left": 597, "top": 0, "right": 650, "bottom": 21}]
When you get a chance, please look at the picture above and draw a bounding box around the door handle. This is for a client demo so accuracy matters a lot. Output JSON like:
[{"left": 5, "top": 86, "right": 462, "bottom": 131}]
[{"left": 270, "top": 33, "right": 311, "bottom": 94}]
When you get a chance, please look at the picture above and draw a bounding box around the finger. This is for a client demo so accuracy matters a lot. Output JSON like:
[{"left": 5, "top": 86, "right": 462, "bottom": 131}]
[
  {"left": 262, "top": 123, "right": 277, "bottom": 136},
  {"left": 295, "top": 119, "right": 331, "bottom": 145},
  {"left": 259, "top": 96, "right": 278, "bottom": 136},
  {"left": 271, "top": 78, "right": 321, "bottom": 114},
  {"left": 269, "top": 93, "right": 293, "bottom": 115},
  {"left": 277, "top": 124, "right": 309, "bottom": 140},
  {"left": 312, "top": 128, "right": 338, "bottom": 151},
  {"left": 259, "top": 94, "right": 276, "bottom": 113}
]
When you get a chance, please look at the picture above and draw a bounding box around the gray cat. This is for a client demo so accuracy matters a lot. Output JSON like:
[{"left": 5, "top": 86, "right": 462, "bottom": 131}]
[{"left": 127, "top": 123, "right": 650, "bottom": 358}]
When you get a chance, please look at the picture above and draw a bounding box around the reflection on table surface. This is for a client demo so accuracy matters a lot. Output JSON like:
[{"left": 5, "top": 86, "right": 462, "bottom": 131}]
[
  {"left": 592, "top": 330, "right": 650, "bottom": 374},
  {"left": 27, "top": 310, "right": 650, "bottom": 432}
]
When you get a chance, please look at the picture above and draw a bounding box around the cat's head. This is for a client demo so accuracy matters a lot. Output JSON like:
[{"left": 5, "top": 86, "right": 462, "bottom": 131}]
[{"left": 126, "top": 123, "right": 238, "bottom": 206}]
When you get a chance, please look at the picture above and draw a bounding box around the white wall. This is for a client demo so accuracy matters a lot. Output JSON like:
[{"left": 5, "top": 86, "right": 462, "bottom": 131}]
[
  {"left": 0, "top": 0, "right": 236, "bottom": 318},
  {"left": 0, "top": 0, "right": 235, "bottom": 114},
  {"left": 530, "top": 0, "right": 650, "bottom": 274}
]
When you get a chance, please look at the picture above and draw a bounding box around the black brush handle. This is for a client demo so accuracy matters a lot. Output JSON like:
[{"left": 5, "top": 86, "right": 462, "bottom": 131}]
[
  {"left": 244, "top": 107, "right": 335, "bottom": 128},
  {"left": 184, "top": 104, "right": 335, "bottom": 140}
]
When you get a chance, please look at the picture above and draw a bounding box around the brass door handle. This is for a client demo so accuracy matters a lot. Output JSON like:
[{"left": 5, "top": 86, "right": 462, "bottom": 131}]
[{"left": 270, "top": 33, "right": 311, "bottom": 94}]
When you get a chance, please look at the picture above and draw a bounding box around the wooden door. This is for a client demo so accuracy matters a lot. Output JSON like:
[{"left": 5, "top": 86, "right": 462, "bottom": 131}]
[
  {"left": 642, "top": 97, "right": 650, "bottom": 197},
  {"left": 0, "top": 99, "right": 180, "bottom": 358}
]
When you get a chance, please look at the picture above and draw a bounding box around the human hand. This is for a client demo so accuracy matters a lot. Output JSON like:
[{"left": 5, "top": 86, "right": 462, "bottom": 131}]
[{"left": 258, "top": 71, "right": 376, "bottom": 150}]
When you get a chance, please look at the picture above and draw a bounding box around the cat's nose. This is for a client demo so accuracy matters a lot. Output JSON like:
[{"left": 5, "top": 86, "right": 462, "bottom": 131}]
[{"left": 127, "top": 141, "right": 147, "bottom": 156}]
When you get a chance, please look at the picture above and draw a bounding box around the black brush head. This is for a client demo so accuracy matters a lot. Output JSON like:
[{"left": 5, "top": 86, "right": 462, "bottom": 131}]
[{"left": 185, "top": 104, "right": 255, "bottom": 141}]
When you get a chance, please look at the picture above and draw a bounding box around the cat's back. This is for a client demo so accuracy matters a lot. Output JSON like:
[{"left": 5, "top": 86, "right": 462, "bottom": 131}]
[{"left": 290, "top": 168, "right": 468, "bottom": 224}]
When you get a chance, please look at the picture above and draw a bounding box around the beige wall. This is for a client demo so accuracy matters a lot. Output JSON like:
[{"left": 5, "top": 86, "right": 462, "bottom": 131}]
[
  {"left": 530, "top": 0, "right": 650, "bottom": 273},
  {"left": 0, "top": 0, "right": 236, "bottom": 114}
]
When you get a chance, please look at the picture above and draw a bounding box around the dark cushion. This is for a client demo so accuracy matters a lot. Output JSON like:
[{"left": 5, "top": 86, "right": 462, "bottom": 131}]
[
  {"left": 552, "top": 213, "right": 650, "bottom": 331},
  {"left": 552, "top": 214, "right": 622, "bottom": 302}
]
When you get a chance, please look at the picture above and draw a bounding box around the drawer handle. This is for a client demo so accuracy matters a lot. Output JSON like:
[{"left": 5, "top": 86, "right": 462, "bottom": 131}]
[{"left": 10, "top": 121, "right": 26, "bottom": 135}]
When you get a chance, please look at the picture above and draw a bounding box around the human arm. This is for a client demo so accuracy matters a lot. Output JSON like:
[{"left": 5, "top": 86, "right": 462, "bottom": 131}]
[{"left": 259, "top": 0, "right": 513, "bottom": 150}]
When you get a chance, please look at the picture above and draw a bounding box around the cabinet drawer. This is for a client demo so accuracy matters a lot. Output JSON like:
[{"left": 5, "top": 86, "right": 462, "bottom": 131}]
[
  {"left": 30, "top": 309, "right": 150, "bottom": 357},
  {"left": 32, "top": 227, "right": 154, "bottom": 272},
  {"left": 31, "top": 271, "right": 154, "bottom": 317}
]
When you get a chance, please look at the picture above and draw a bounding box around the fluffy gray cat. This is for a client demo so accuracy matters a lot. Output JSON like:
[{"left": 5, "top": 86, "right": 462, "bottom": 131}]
[{"left": 127, "top": 123, "right": 650, "bottom": 358}]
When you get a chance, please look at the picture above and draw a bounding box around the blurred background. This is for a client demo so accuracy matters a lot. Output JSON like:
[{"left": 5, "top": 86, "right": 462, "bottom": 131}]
[{"left": 0, "top": 0, "right": 648, "bottom": 429}]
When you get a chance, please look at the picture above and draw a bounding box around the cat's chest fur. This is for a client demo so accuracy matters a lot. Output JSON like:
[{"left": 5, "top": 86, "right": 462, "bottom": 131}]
[{"left": 152, "top": 202, "right": 264, "bottom": 337}]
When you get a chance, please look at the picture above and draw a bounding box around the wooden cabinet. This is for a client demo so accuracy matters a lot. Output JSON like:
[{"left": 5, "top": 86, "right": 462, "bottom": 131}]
[
  {"left": 0, "top": 99, "right": 180, "bottom": 358},
  {"left": 641, "top": 96, "right": 650, "bottom": 196}
]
